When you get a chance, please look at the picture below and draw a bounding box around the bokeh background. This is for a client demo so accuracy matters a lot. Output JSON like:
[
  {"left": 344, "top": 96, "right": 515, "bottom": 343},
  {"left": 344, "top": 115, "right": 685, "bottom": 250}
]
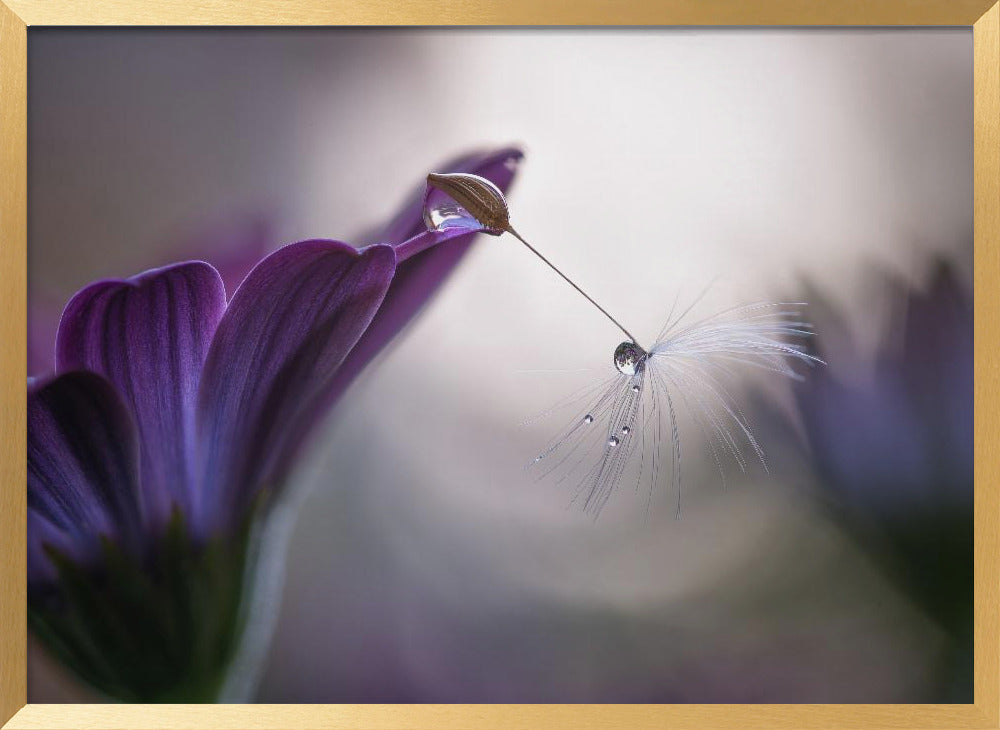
[{"left": 28, "top": 28, "right": 972, "bottom": 702}]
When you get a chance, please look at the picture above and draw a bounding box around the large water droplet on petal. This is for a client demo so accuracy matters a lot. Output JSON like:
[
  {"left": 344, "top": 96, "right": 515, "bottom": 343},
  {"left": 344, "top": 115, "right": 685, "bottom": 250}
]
[
  {"left": 423, "top": 172, "right": 509, "bottom": 235},
  {"left": 423, "top": 194, "right": 481, "bottom": 233},
  {"left": 614, "top": 341, "right": 647, "bottom": 376}
]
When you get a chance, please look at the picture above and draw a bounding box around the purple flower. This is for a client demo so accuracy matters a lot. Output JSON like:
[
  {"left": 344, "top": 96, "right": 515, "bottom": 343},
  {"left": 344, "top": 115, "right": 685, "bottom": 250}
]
[
  {"left": 791, "top": 258, "right": 972, "bottom": 700},
  {"left": 28, "top": 147, "right": 522, "bottom": 701},
  {"left": 796, "top": 259, "right": 972, "bottom": 521},
  {"left": 28, "top": 215, "right": 274, "bottom": 378}
]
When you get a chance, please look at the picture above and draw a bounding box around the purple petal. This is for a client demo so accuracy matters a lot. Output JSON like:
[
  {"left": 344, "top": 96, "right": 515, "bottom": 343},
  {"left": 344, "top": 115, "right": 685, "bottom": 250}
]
[
  {"left": 801, "top": 359, "right": 933, "bottom": 507},
  {"left": 28, "top": 371, "right": 143, "bottom": 583},
  {"left": 30, "top": 217, "right": 271, "bottom": 379},
  {"left": 197, "top": 240, "right": 396, "bottom": 529},
  {"left": 900, "top": 263, "right": 973, "bottom": 487},
  {"left": 55, "top": 262, "right": 227, "bottom": 529},
  {"left": 324, "top": 148, "right": 522, "bottom": 409}
]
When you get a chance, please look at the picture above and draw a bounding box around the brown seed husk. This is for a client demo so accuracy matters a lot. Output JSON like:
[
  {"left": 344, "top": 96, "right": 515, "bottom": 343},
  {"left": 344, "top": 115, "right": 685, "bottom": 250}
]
[{"left": 426, "top": 172, "right": 510, "bottom": 233}]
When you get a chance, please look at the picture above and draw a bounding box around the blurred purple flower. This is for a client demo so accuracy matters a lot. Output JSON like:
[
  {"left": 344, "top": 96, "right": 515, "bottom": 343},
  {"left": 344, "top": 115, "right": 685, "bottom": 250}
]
[
  {"left": 792, "top": 258, "right": 972, "bottom": 699},
  {"left": 27, "top": 147, "right": 522, "bottom": 701},
  {"left": 799, "top": 263, "right": 972, "bottom": 511}
]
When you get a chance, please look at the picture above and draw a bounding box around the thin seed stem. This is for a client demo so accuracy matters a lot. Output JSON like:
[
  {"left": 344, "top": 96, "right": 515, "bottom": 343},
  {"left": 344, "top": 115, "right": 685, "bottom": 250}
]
[{"left": 506, "top": 225, "right": 642, "bottom": 349}]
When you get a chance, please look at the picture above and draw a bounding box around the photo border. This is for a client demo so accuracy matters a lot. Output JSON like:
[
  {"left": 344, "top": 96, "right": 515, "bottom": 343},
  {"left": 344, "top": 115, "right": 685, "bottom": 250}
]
[{"left": 1, "top": 1, "right": 997, "bottom": 727}]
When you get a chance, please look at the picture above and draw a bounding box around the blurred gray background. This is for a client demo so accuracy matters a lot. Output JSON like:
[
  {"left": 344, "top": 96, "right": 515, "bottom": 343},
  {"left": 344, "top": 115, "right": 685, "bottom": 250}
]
[{"left": 28, "top": 28, "right": 972, "bottom": 702}]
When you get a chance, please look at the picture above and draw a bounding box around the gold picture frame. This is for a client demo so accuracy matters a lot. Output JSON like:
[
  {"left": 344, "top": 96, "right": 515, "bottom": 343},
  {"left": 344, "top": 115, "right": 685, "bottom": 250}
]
[{"left": 1, "top": 2, "right": 997, "bottom": 727}]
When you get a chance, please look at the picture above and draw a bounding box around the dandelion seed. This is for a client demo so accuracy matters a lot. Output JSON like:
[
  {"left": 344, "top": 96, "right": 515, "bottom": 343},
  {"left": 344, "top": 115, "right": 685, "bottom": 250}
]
[
  {"left": 534, "top": 301, "right": 822, "bottom": 517},
  {"left": 424, "top": 170, "right": 824, "bottom": 517}
]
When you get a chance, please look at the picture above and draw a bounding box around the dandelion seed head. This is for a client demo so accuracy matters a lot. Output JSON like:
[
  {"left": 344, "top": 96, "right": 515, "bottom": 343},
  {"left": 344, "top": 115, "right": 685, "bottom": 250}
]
[
  {"left": 527, "top": 298, "right": 824, "bottom": 519},
  {"left": 487, "top": 165, "right": 822, "bottom": 519}
]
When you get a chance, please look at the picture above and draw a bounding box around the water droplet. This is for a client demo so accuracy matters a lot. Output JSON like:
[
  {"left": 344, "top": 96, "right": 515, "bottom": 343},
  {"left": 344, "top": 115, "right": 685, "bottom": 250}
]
[
  {"left": 423, "top": 173, "right": 509, "bottom": 235},
  {"left": 423, "top": 199, "right": 479, "bottom": 232},
  {"left": 614, "top": 341, "right": 647, "bottom": 376},
  {"left": 631, "top": 384, "right": 640, "bottom": 393},
  {"left": 621, "top": 426, "right": 631, "bottom": 434},
  {"left": 583, "top": 414, "right": 594, "bottom": 424},
  {"left": 608, "top": 436, "right": 620, "bottom": 447}
]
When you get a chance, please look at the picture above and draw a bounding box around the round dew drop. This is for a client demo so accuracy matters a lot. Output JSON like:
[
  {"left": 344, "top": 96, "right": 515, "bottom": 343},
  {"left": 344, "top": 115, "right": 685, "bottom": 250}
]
[{"left": 614, "top": 341, "right": 647, "bottom": 376}]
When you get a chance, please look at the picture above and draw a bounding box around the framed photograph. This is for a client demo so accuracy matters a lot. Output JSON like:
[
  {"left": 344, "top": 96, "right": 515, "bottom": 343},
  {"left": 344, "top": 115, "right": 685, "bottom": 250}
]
[{"left": 2, "top": 2, "right": 997, "bottom": 728}]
